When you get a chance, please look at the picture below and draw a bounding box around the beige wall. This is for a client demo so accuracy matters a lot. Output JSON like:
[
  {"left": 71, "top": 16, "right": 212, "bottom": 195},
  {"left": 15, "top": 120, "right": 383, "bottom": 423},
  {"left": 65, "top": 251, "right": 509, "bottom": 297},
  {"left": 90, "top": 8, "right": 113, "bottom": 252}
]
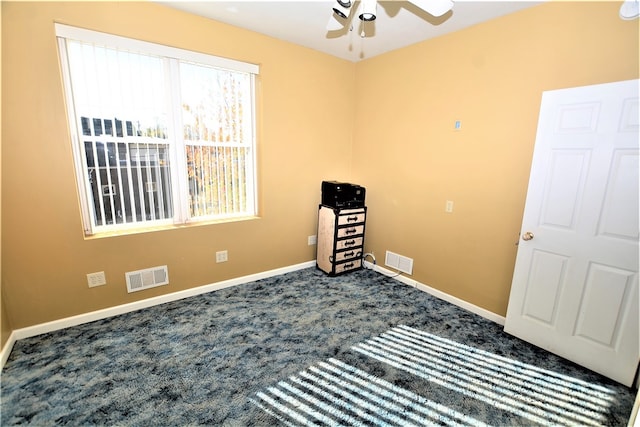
[
  {"left": 1, "top": 1, "right": 354, "bottom": 333},
  {"left": 1, "top": 1, "right": 638, "bottom": 346},
  {"left": 1, "top": 41, "right": 6, "bottom": 344},
  {"left": 1, "top": 3, "right": 8, "bottom": 347},
  {"left": 352, "top": 1, "right": 639, "bottom": 316}
]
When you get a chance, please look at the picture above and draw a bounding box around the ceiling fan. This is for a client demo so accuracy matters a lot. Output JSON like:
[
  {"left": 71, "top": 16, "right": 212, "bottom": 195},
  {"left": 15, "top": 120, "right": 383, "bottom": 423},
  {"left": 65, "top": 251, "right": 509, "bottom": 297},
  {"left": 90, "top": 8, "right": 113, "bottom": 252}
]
[
  {"left": 619, "top": 0, "right": 639, "bottom": 19},
  {"left": 326, "top": 0, "right": 454, "bottom": 35}
]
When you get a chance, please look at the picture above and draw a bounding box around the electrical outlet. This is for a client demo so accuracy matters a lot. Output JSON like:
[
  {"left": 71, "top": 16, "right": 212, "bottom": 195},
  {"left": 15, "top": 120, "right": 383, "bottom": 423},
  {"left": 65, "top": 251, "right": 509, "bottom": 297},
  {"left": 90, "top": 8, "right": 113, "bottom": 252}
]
[
  {"left": 445, "top": 200, "right": 454, "bottom": 213},
  {"left": 216, "top": 250, "right": 228, "bottom": 263},
  {"left": 87, "top": 271, "right": 106, "bottom": 288},
  {"left": 308, "top": 235, "right": 317, "bottom": 245}
]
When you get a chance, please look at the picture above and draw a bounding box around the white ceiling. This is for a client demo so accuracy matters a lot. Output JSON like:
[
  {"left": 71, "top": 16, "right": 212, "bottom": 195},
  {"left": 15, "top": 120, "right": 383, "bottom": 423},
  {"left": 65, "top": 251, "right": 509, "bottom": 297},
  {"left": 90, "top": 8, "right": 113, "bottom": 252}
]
[{"left": 159, "top": 1, "right": 543, "bottom": 62}]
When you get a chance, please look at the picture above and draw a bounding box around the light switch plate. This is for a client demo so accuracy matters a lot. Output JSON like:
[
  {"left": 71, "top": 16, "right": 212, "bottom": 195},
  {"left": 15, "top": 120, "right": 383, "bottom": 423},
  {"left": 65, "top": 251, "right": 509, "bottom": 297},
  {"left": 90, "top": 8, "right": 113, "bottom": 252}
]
[{"left": 445, "top": 200, "right": 454, "bottom": 213}]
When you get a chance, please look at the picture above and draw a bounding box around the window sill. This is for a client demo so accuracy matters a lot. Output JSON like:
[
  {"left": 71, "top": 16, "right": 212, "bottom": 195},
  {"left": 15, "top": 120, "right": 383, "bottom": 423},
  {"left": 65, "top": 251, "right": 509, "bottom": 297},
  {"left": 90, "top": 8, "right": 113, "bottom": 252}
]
[{"left": 83, "top": 216, "right": 261, "bottom": 240}]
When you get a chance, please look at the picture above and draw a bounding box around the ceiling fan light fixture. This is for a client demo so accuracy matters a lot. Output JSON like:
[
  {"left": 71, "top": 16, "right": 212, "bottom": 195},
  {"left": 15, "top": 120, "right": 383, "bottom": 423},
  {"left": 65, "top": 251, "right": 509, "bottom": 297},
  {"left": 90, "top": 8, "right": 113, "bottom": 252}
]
[
  {"left": 332, "top": 3, "right": 351, "bottom": 19},
  {"left": 359, "top": 0, "right": 377, "bottom": 21},
  {"left": 336, "top": 0, "right": 351, "bottom": 8}
]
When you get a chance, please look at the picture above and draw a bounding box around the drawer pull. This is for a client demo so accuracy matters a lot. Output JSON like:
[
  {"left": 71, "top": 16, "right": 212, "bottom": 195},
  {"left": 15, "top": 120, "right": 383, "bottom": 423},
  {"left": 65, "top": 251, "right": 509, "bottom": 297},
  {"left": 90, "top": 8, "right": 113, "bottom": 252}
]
[
  {"left": 345, "top": 228, "right": 357, "bottom": 235},
  {"left": 345, "top": 240, "right": 356, "bottom": 247},
  {"left": 345, "top": 251, "right": 355, "bottom": 257},
  {"left": 347, "top": 216, "right": 359, "bottom": 222},
  {"left": 344, "top": 263, "right": 354, "bottom": 268}
]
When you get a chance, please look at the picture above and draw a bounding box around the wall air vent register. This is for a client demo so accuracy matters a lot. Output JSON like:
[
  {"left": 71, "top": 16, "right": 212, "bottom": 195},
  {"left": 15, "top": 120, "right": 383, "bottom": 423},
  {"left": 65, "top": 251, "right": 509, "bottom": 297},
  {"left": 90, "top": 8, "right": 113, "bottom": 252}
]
[{"left": 125, "top": 265, "right": 169, "bottom": 293}]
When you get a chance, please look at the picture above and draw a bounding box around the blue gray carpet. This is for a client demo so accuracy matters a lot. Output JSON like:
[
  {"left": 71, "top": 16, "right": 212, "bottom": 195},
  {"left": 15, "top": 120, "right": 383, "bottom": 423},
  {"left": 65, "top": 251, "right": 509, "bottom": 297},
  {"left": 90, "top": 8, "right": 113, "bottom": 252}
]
[{"left": 1, "top": 267, "right": 635, "bottom": 425}]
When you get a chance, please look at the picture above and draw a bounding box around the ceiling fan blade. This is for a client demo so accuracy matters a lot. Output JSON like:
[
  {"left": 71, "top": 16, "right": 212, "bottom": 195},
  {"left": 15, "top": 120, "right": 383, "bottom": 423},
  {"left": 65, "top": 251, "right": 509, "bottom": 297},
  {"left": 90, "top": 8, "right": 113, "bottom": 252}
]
[
  {"left": 326, "top": 13, "right": 346, "bottom": 30},
  {"left": 619, "top": 0, "right": 639, "bottom": 20},
  {"left": 408, "top": 0, "right": 454, "bottom": 17}
]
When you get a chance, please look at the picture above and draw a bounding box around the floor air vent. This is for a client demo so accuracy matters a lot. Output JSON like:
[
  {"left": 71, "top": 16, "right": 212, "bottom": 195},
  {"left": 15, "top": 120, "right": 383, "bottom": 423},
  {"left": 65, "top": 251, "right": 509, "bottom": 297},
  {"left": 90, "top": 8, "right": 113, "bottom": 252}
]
[{"left": 125, "top": 265, "right": 169, "bottom": 293}]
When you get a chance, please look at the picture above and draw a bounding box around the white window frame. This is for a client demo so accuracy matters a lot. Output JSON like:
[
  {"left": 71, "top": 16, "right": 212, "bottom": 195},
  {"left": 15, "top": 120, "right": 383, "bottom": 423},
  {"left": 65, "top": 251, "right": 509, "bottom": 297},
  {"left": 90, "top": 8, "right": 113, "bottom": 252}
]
[{"left": 55, "top": 24, "right": 259, "bottom": 236}]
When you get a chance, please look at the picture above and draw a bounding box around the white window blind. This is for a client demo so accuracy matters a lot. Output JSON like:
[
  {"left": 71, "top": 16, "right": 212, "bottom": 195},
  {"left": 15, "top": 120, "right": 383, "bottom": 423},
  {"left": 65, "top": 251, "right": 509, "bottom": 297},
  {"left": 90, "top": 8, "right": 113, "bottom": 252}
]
[{"left": 56, "top": 24, "right": 259, "bottom": 235}]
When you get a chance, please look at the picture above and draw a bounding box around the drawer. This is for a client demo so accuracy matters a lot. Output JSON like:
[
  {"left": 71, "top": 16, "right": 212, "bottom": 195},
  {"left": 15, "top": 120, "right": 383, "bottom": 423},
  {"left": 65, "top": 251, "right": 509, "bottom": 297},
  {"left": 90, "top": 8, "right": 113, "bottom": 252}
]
[
  {"left": 333, "top": 248, "right": 362, "bottom": 262},
  {"left": 335, "top": 259, "right": 362, "bottom": 274},
  {"left": 337, "top": 212, "right": 366, "bottom": 226},
  {"left": 336, "top": 225, "right": 364, "bottom": 238},
  {"left": 335, "top": 237, "right": 363, "bottom": 250}
]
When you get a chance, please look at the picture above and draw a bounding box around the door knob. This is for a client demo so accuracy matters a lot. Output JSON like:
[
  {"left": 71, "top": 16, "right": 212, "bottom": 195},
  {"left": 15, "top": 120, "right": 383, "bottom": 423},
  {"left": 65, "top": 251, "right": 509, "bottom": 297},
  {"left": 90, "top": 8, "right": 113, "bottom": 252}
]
[{"left": 522, "top": 231, "right": 534, "bottom": 241}]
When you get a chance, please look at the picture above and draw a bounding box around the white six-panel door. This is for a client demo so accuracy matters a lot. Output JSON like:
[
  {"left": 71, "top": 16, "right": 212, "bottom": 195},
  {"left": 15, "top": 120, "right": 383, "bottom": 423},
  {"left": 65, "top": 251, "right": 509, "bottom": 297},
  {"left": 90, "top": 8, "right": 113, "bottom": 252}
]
[{"left": 505, "top": 79, "right": 639, "bottom": 386}]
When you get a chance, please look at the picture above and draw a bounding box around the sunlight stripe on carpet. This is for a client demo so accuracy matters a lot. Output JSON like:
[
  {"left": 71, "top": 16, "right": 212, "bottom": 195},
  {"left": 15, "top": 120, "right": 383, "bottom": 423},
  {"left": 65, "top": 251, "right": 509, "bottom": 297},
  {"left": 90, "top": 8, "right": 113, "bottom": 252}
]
[
  {"left": 251, "top": 358, "right": 486, "bottom": 426},
  {"left": 395, "top": 325, "right": 615, "bottom": 398},
  {"left": 352, "top": 325, "right": 612, "bottom": 426},
  {"left": 373, "top": 332, "right": 605, "bottom": 417}
]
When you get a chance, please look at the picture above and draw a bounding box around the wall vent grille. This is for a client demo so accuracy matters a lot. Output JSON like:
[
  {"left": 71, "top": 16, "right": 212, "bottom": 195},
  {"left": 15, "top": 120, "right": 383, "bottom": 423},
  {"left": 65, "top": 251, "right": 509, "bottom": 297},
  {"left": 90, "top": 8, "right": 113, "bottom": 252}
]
[
  {"left": 385, "top": 251, "right": 414, "bottom": 275},
  {"left": 125, "top": 265, "right": 169, "bottom": 293}
]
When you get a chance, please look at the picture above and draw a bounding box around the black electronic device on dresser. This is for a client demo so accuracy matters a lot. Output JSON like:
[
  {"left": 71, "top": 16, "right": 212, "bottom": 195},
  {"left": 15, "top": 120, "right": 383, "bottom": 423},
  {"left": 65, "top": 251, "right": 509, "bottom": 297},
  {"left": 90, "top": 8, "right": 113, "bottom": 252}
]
[
  {"left": 321, "top": 181, "right": 366, "bottom": 209},
  {"left": 317, "top": 181, "right": 367, "bottom": 276}
]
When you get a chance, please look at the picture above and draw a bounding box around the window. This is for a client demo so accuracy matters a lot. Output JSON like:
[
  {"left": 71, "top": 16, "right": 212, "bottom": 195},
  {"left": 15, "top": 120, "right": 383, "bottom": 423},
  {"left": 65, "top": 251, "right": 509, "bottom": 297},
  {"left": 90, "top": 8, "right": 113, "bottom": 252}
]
[{"left": 56, "top": 24, "right": 259, "bottom": 236}]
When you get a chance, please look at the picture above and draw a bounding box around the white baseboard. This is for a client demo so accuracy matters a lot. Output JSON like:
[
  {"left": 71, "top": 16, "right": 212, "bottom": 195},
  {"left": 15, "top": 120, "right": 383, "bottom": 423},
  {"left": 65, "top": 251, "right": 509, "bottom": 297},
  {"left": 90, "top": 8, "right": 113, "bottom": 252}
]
[
  {"left": 1, "top": 259, "right": 505, "bottom": 371},
  {"left": 0, "top": 261, "right": 315, "bottom": 369},
  {"left": 0, "top": 331, "right": 17, "bottom": 371},
  {"left": 363, "top": 261, "right": 506, "bottom": 326},
  {"left": 629, "top": 389, "right": 640, "bottom": 427}
]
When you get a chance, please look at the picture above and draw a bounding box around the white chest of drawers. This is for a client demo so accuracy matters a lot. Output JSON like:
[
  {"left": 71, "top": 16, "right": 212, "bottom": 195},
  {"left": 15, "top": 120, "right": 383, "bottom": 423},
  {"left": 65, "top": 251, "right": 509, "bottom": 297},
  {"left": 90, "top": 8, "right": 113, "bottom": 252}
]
[{"left": 316, "top": 205, "right": 367, "bottom": 276}]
